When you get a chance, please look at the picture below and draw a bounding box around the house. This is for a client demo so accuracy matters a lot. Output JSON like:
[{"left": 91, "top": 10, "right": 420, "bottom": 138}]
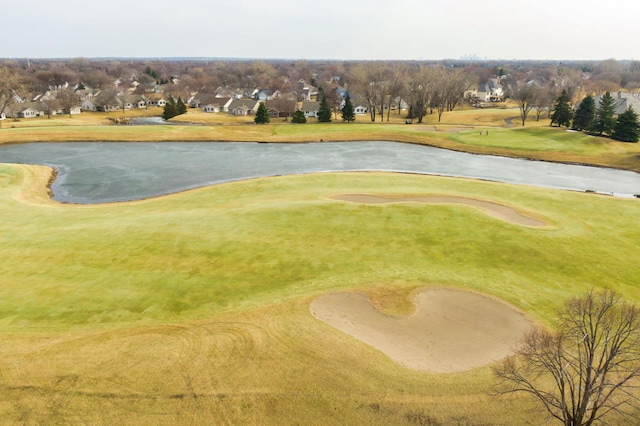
[
  {"left": 5, "top": 102, "right": 43, "bottom": 118},
  {"left": 473, "top": 80, "right": 504, "bottom": 102},
  {"left": 191, "top": 95, "right": 232, "bottom": 112},
  {"left": 354, "top": 105, "right": 368, "bottom": 115},
  {"left": 144, "top": 94, "right": 167, "bottom": 107},
  {"left": 594, "top": 92, "right": 640, "bottom": 115},
  {"left": 301, "top": 101, "right": 320, "bottom": 118},
  {"left": 0, "top": 112, "right": 5, "bottom": 120},
  {"left": 227, "top": 99, "right": 260, "bottom": 115},
  {"left": 252, "top": 89, "right": 271, "bottom": 101},
  {"left": 81, "top": 98, "right": 99, "bottom": 112}
]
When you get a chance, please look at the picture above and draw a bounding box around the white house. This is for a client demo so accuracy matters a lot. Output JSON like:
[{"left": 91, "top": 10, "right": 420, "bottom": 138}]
[
  {"left": 227, "top": 99, "right": 260, "bottom": 115},
  {"left": 301, "top": 101, "right": 320, "bottom": 117},
  {"left": 354, "top": 105, "right": 368, "bottom": 115}
]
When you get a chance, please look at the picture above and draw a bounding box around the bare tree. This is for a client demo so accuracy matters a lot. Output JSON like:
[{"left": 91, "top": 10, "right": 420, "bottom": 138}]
[
  {"left": 0, "top": 67, "right": 25, "bottom": 128},
  {"left": 385, "top": 63, "right": 406, "bottom": 121},
  {"left": 95, "top": 88, "right": 118, "bottom": 114},
  {"left": 511, "top": 82, "right": 540, "bottom": 126},
  {"left": 406, "top": 65, "right": 435, "bottom": 124},
  {"left": 494, "top": 290, "right": 640, "bottom": 426},
  {"left": 40, "top": 98, "right": 60, "bottom": 119},
  {"left": 56, "top": 88, "right": 80, "bottom": 118}
]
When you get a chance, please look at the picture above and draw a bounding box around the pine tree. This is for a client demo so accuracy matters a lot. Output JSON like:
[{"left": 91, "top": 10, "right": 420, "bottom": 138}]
[
  {"left": 254, "top": 102, "right": 269, "bottom": 124},
  {"left": 341, "top": 94, "right": 355, "bottom": 122},
  {"left": 572, "top": 95, "right": 596, "bottom": 131},
  {"left": 317, "top": 93, "right": 332, "bottom": 122},
  {"left": 162, "top": 96, "right": 178, "bottom": 120},
  {"left": 177, "top": 96, "right": 187, "bottom": 115},
  {"left": 550, "top": 90, "right": 572, "bottom": 127},
  {"left": 590, "top": 92, "right": 616, "bottom": 136},
  {"left": 291, "top": 110, "right": 306, "bottom": 123},
  {"left": 611, "top": 106, "right": 639, "bottom": 142}
]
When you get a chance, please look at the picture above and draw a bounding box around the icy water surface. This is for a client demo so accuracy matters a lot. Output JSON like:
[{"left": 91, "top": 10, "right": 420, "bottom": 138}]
[{"left": 1, "top": 141, "right": 639, "bottom": 203}]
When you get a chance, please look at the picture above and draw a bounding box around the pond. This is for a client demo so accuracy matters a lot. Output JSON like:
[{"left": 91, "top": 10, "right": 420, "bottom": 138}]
[{"left": 1, "top": 141, "right": 639, "bottom": 204}]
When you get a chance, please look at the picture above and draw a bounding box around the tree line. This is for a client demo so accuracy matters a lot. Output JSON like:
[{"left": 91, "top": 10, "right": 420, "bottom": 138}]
[{"left": 549, "top": 90, "right": 639, "bottom": 142}]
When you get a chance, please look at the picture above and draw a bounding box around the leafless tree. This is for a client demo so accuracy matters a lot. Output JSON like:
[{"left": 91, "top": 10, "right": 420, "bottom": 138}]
[
  {"left": 350, "top": 62, "right": 385, "bottom": 122},
  {"left": 40, "top": 98, "right": 59, "bottom": 119},
  {"left": 95, "top": 88, "right": 118, "bottom": 114},
  {"left": 56, "top": 88, "right": 80, "bottom": 118},
  {"left": 511, "top": 82, "right": 540, "bottom": 126},
  {"left": 494, "top": 290, "right": 640, "bottom": 426},
  {"left": 385, "top": 63, "right": 406, "bottom": 121},
  {"left": 406, "top": 65, "right": 435, "bottom": 124},
  {"left": 0, "top": 67, "right": 25, "bottom": 128}
]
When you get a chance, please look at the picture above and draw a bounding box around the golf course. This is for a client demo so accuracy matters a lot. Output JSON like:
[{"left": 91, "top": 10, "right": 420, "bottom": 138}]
[{"left": 1, "top": 108, "right": 640, "bottom": 424}]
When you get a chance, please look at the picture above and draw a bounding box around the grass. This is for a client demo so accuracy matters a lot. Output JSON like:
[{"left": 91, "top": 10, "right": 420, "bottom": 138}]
[{"left": 1, "top": 161, "right": 639, "bottom": 424}]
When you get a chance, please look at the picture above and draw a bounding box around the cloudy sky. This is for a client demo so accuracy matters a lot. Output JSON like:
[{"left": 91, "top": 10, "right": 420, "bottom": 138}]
[{"left": 2, "top": 0, "right": 638, "bottom": 61}]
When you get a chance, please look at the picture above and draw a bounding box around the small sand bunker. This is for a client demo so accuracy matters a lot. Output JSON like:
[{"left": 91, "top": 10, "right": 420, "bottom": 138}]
[
  {"left": 310, "top": 289, "right": 532, "bottom": 372},
  {"left": 330, "top": 194, "right": 546, "bottom": 227}
]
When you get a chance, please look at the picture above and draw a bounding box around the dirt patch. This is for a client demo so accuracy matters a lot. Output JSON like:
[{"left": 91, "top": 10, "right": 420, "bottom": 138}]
[
  {"left": 330, "top": 193, "right": 547, "bottom": 227},
  {"left": 310, "top": 288, "right": 533, "bottom": 372}
]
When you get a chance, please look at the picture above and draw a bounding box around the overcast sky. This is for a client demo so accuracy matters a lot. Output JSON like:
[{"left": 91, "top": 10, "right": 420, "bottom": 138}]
[{"left": 2, "top": 0, "right": 638, "bottom": 61}]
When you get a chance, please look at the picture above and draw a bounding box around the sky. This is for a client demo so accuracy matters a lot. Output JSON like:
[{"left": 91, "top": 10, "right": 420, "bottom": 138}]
[{"left": 2, "top": 0, "right": 638, "bottom": 61}]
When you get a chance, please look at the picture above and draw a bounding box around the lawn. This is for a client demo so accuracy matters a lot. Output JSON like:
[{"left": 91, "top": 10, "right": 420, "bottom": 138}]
[{"left": 1, "top": 162, "right": 639, "bottom": 424}]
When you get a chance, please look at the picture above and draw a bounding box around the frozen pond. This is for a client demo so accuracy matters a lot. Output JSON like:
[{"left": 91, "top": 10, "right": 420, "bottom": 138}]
[{"left": 1, "top": 141, "right": 639, "bottom": 204}]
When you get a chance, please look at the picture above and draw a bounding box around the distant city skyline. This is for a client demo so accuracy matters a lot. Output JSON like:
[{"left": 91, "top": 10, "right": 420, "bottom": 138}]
[{"left": 2, "top": 0, "right": 638, "bottom": 61}]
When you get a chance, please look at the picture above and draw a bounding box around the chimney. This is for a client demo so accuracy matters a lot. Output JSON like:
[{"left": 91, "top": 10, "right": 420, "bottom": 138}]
[{"left": 618, "top": 91, "right": 622, "bottom": 99}]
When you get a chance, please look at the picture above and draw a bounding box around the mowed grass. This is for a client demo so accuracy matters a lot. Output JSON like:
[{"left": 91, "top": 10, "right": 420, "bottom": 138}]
[{"left": 1, "top": 163, "right": 640, "bottom": 424}]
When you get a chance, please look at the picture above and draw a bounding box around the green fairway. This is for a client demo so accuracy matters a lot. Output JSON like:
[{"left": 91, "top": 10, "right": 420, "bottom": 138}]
[{"left": 0, "top": 162, "right": 639, "bottom": 423}]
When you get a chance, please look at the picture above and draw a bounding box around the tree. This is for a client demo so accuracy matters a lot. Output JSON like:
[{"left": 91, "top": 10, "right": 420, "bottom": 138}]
[
  {"left": 590, "top": 92, "right": 616, "bottom": 136},
  {"left": 511, "top": 83, "right": 540, "bottom": 126},
  {"left": 162, "top": 96, "right": 178, "bottom": 120},
  {"left": 176, "top": 96, "right": 187, "bottom": 115},
  {"left": 56, "top": 88, "right": 79, "bottom": 118},
  {"left": 254, "top": 101, "right": 269, "bottom": 124},
  {"left": 95, "top": 87, "right": 118, "bottom": 114},
  {"left": 494, "top": 290, "right": 640, "bottom": 426},
  {"left": 317, "top": 91, "right": 332, "bottom": 122},
  {"left": 406, "top": 65, "right": 434, "bottom": 124},
  {"left": 341, "top": 94, "right": 355, "bottom": 122},
  {"left": 572, "top": 95, "right": 596, "bottom": 131},
  {"left": 0, "top": 67, "right": 25, "bottom": 128},
  {"left": 291, "top": 110, "right": 306, "bottom": 123},
  {"left": 611, "top": 107, "right": 639, "bottom": 142},
  {"left": 550, "top": 90, "right": 573, "bottom": 127}
]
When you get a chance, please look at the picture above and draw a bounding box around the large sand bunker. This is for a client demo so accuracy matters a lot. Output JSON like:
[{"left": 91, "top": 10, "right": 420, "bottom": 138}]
[
  {"left": 330, "top": 194, "right": 547, "bottom": 227},
  {"left": 310, "top": 289, "right": 532, "bottom": 372}
]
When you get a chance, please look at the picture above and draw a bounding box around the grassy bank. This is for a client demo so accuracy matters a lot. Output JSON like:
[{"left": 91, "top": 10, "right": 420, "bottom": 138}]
[{"left": 1, "top": 163, "right": 639, "bottom": 423}]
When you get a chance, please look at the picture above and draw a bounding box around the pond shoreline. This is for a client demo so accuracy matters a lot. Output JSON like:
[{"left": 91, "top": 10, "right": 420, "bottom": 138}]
[{"left": 2, "top": 141, "right": 639, "bottom": 204}]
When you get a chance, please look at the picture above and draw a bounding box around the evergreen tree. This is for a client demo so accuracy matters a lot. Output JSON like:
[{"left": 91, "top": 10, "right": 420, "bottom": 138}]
[
  {"left": 590, "top": 92, "right": 616, "bottom": 136},
  {"left": 317, "top": 93, "right": 332, "bottom": 122},
  {"left": 291, "top": 110, "right": 306, "bottom": 123},
  {"left": 341, "top": 94, "right": 355, "bottom": 122},
  {"left": 572, "top": 95, "right": 596, "bottom": 130},
  {"left": 162, "top": 96, "right": 178, "bottom": 120},
  {"left": 177, "top": 96, "right": 187, "bottom": 115},
  {"left": 254, "top": 102, "right": 269, "bottom": 124},
  {"left": 611, "top": 106, "right": 639, "bottom": 142},
  {"left": 550, "top": 90, "right": 572, "bottom": 127}
]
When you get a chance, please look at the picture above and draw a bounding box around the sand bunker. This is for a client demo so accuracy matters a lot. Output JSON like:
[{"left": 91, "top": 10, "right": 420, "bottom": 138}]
[
  {"left": 310, "top": 289, "right": 532, "bottom": 372},
  {"left": 330, "top": 194, "right": 546, "bottom": 227}
]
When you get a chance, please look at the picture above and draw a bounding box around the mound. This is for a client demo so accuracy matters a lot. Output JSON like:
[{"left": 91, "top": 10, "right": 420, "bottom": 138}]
[{"left": 310, "top": 288, "right": 532, "bottom": 372}]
